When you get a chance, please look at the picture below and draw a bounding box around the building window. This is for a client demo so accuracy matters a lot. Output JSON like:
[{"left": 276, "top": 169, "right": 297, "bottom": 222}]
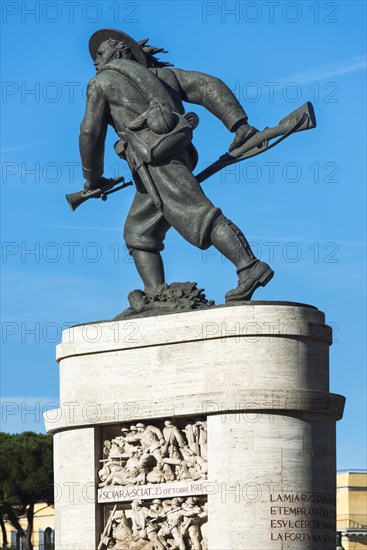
[
  {"left": 10, "top": 531, "right": 24, "bottom": 550},
  {"left": 44, "top": 527, "right": 53, "bottom": 550},
  {"left": 39, "top": 527, "right": 54, "bottom": 550}
]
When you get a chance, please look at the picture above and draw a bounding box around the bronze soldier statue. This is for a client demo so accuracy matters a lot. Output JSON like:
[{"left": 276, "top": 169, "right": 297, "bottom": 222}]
[{"left": 79, "top": 28, "right": 274, "bottom": 305}]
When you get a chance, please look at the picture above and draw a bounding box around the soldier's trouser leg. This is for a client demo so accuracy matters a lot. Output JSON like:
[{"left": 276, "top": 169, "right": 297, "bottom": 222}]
[
  {"left": 124, "top": 188, "right": 171, "bottom": 292},
  {"left": 131, "top": 250, "right": 165, "bottom": 293},
  {"left": 151, "top": 449, "right": 164, "bottom": 464},
  {"left": 125, "top": 151, "right": 274, "bottom": 301},
  {"left": 147, "top": 531, "right": 165, "bottom": 550},
  {"left": 171, "top": 528, "right": 186, "bottom": 550},
  {"left": 210, "top": 215, "right": 274, "bottom": 302},
  {"left": 124, "top": 154, "right": 221, "bottom": 292},
  {"left": 189, "top": 525, "right": 202, "bottom": 550},
  {"left": 138, "top": 453, "right": 151, "bottom": 483}
]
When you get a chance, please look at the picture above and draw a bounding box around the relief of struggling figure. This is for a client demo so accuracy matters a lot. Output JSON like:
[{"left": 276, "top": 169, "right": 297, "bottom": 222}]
[
  {"left": 98, "top": 420, "right": 207, "bottom": 487},
  {"left": 99, "top": 497, "right": 208, "bottom": 550}
]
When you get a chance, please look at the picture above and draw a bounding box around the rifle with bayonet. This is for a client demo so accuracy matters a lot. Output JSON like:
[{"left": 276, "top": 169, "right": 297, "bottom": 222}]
[
  {"left": 195, "top": 101, "right": 316, "bottom": 183},
  {"left": 97, "top": 504, "right": 117, "bottom": 550}
]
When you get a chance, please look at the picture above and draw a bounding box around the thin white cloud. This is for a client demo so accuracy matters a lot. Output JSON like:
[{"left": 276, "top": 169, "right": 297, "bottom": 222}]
[
  {"left": 0, "top": 138, "right": 73, "bottom": 154},
  {"left": 278, "top": 54, "right": 367, "bottom": 85},
  {"left": 1, "top": 144, "right": 37, "bottom": 153}
]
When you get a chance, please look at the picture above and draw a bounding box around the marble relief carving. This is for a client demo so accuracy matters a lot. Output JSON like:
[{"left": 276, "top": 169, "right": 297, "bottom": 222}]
[
  {"left": 99, "top": 497, "right": 208, "bottom": 550},
  {"left": 98, "top": 419, "right": 207, "bottom": 487}
]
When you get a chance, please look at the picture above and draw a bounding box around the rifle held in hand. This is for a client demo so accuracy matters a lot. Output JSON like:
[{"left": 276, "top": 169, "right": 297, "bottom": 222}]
[{"left": 66, "top": 177, "right": 133, "bottom": 211}]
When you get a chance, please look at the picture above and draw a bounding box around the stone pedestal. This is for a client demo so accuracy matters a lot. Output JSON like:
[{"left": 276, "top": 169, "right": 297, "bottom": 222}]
[{"left": 45, "top": 302, "right": 345, "bottom": 550}]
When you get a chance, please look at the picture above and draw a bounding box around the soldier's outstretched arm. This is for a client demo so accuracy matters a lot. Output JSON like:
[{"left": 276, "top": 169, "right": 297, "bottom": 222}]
[
  {"left": 79, "top": 78, "right": 108, "bottom": 187},
  {"left": 172, "top": 68, "right": 257, "bottom": 150}
]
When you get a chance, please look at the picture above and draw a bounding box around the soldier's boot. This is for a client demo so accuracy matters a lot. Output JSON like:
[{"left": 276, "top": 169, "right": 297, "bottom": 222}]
[
  {"left": 210, "top": 216, "right": 274, "bottom": 302},
  {"left": 131, "top": 249, "right": 165, "bottom": 293}
]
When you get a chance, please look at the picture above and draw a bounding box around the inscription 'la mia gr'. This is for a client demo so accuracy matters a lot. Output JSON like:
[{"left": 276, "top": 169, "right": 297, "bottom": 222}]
[{"left": 269, "top": 493, "right": 336, "bottom": 504}]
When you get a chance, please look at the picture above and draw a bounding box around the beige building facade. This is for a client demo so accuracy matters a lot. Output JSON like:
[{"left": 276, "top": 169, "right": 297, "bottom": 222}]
[
  {"left": 0, "top": 503, "right": 54, "bottom": 550},
  {"left": 337, "top": 471, "right": 367, "bottom": 549}
]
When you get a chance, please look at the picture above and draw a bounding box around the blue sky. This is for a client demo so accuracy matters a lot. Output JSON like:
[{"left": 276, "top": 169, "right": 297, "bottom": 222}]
[{"left": 1, "top": 1, "right": 366, "bottom": 470}]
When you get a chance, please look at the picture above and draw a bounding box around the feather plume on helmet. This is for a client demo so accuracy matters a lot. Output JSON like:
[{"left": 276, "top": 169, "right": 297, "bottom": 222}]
[
  {"left": 137, "top": 38, "right": 173, "bottom": 68},
  {"left": 89, "top": 29, "right": 173, "bottom": 68}
]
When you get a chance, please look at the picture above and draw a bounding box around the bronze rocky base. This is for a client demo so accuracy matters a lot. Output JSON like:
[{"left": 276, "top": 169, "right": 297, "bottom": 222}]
[{"left": 113, "top": 282, "right": 215, "bottom": 320}]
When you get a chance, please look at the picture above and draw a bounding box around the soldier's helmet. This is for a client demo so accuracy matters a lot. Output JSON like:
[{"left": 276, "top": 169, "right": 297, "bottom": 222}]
[{"left": 89, "top": 29, "right": 148, "bottom": 67}]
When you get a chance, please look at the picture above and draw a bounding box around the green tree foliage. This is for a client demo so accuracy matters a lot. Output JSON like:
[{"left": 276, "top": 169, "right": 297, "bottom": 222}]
[{"left": 0, "top": 432, "right": 54, "bottom": 550}]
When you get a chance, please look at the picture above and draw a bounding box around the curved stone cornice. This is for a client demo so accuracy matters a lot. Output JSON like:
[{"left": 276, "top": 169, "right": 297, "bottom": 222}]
[{"left": 44, "top": 389, "right": 345, "bottom": 433}]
